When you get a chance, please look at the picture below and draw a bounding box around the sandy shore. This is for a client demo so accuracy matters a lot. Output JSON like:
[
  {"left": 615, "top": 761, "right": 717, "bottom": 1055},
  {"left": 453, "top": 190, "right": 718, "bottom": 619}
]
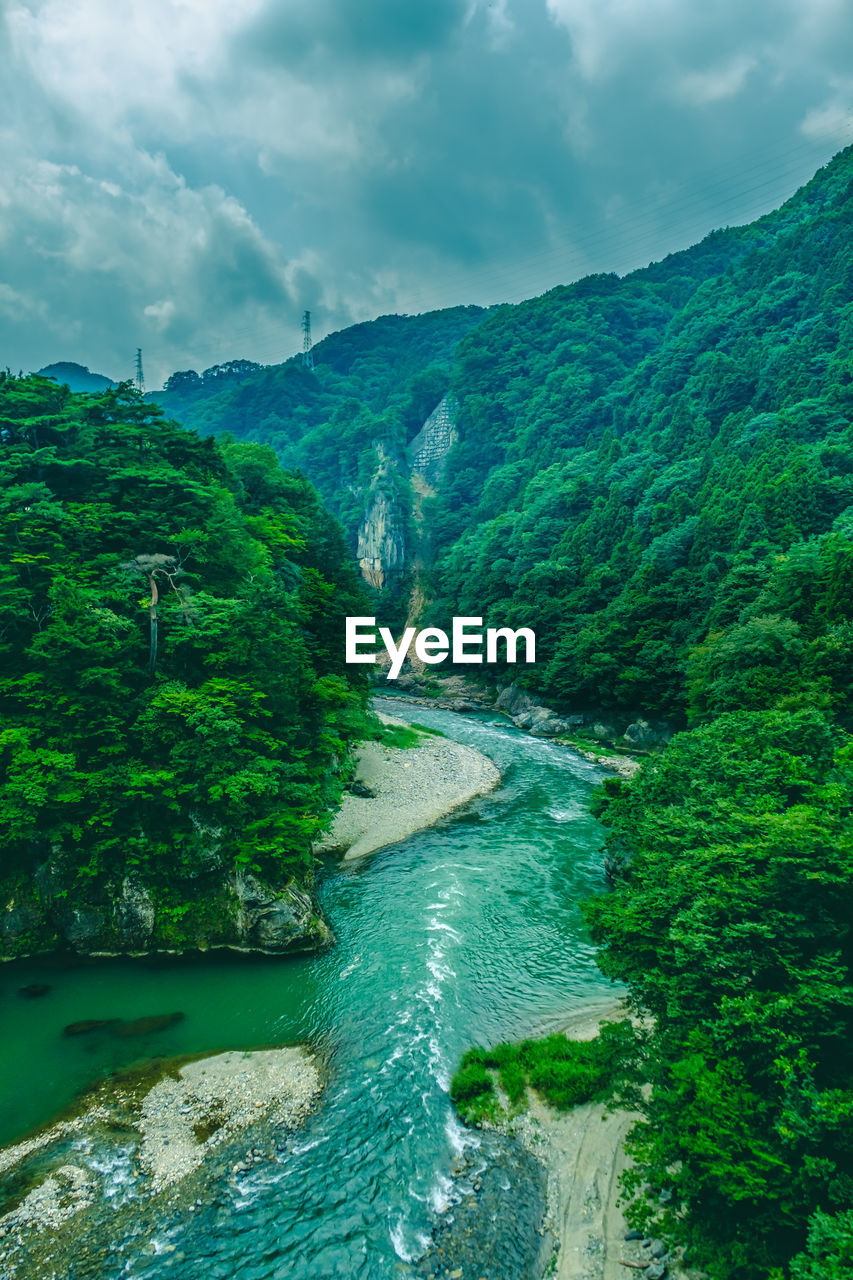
[
  {"left": 521, "top": 1001, "right": 639, "bottom": 1280},
  {"left": 498, "top": 999, "right": 689, "bottom": 1280},
  {"left": 316, "top": 712, "right": 501, "bottom": 860}
]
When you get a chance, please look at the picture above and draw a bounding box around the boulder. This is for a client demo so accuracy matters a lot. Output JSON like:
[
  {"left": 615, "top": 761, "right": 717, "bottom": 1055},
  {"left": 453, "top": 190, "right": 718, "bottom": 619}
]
[
  {"left": 114, "top": 877, "right": 155, "bottom": 948},
  {"left": 114, "top": 1012, "right": 185, "bottom": 1038},
  {"left": 234, "top": 873, "right": 331, "bottom": 952},
  {"left": 18, "top": 983, "right": 51, "bottom": 999},
  {"left": 63, "top": 1019, "right": 120, "bottom": 1037},
  {"left": 495, "top": 683, "right": 535, "bottom": 718},
  {"left": 621, "top": 718, "right": 674, "bottom": 749},
  {"left": 60, "top": 906, "right": 104, "bottom": 947}
]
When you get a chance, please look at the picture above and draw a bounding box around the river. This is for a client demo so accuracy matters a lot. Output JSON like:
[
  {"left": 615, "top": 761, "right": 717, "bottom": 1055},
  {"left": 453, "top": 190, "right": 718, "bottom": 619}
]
[{"left": 2, "top": 700, "right": 618, "bottom": 1278}]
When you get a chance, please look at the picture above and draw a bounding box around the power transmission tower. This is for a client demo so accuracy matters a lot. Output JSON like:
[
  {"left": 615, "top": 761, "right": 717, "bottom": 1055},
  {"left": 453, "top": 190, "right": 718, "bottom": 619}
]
[
  {"left": 135, "top": 348, "right": 145, "bottom": 393},
  {"left": 301, "top": 311, "right": 314, "bottom": 370}
]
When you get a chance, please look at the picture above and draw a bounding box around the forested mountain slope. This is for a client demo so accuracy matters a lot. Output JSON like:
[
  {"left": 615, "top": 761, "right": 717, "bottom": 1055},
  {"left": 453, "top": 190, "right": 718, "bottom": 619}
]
[
  {"left": 0, "top": 376, "right": 368, "bottom": 958},
  {"left": 431, "top": 143, "right": 853, "bottom": 723},
  {"left": 155, "top": 306, "right": 485, "bottom": 561},
  {"left": 435, "top": 148, "right": 853, "bottom": 1280},
  {"left": 156, "top": 150, "right": 853, "bottom": 735}
]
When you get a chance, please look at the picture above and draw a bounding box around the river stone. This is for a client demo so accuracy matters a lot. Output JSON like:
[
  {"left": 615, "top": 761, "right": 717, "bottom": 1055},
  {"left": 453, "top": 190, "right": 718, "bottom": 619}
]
[
  {"left": 234, "top": 872, "right": 331, "bottom": 952},
  {"left": 418, "top": 1134, "right": 548, "bottom": 1280},
  {"left": 495, "top": 682, "right": 535, "bottom": 718},
  {"left": 623, "top": 720, "right": 667, "bottom": 749},
  {"left": 114, "top": 1011, "right": 185, "bottom": 1037},
  {"left": 644, "top": 1262, "right": 667, "bottom": 1280},
  {"left": 18, "top": 983, "right": 51, "bottom": 998},
  {"left": 63, "top": 1019, "right": 120, "bottom": 1037}
]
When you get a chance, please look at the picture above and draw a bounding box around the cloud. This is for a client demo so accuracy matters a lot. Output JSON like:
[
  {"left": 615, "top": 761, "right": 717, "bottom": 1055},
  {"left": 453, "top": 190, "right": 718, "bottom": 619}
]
[
  {"left": 800, "top": 82, "right": 853, "bottom": 144},
  {"left": 545, "top": 0, "right": 686, "bottom": 79},
  {"left": 677, "top": 54, "right": 756, "bottom": 106},
  {"left": 1, "top": 0, "right": 852, "bottom": 386}
]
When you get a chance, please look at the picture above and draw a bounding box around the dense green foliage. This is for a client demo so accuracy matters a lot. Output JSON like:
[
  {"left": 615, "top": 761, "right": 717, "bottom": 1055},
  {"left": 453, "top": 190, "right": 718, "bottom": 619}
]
[
  {"left": 429, "top": 146, "right": 853, "bottom": 720},
  {"left": 586, "top": 710, "right": 852, "bottom": 1277},
  {"left": 0, "top": 375, "right": 368, "bottom": 936},
  {"left": 35, "top": 144, "right": 853, "bottom": 1272},
  {"left": 155, "top": 307, "right": 484, "bottom": 553},
  {"left": 442, "top": 148, "right": 853, "bottom": 1279},
  {"left": 450, "top": 1018, "right": 639, "bottom": 1125}
]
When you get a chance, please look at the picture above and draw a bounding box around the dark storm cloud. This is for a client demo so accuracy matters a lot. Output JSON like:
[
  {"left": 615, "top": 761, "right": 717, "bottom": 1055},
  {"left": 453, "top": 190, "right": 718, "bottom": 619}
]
[{"left": 1, "top": 0, "right": 851, "bottom": 386}]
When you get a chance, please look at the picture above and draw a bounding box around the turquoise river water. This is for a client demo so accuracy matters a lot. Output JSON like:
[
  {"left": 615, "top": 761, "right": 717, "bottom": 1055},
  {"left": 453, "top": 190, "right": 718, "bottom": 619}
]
[{"left": 2, "top": 699, "right": 618, "bottom": 1278}]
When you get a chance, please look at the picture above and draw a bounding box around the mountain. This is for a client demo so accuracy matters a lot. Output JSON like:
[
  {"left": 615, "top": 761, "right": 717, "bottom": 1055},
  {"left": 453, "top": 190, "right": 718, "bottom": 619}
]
[
  {"left": 36, "top": 361, "right": 117, "bottom": 393},
  {"left": 154, "top": 307, "right": 486, "bottom": 618},
  {"left": 153, "top": 149, "right": 853, "bottom": 729},
  {"left": 429, "top": 143, "right": 853, "bottom": 725},
  {"left": 152, "top": 144, "right": 853, "bottom": 1280}
]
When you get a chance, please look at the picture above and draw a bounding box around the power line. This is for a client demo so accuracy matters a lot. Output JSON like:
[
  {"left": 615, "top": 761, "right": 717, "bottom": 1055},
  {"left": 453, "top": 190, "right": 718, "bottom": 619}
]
[{"left": 146, "top": 130, "right": 853, "bottom": 378}]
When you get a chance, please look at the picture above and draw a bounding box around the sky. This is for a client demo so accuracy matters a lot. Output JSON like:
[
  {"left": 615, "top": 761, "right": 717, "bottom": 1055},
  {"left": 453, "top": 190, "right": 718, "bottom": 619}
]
[{"left": 1, "top": 0, "right": 852, "bottom": 389}]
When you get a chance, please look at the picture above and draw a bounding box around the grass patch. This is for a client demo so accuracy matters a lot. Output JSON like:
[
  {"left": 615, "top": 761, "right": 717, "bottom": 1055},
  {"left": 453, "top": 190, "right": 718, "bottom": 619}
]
[
  {"left": 450, "top": 1019, "right": 640, "bottom": 1126},
  {"left": 368, "top": 720, "right": 445, "bottom": 749}
]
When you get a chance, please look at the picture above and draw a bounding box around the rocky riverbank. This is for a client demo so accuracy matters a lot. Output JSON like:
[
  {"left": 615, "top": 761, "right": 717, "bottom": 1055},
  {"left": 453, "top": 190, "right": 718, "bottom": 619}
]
[
  {"left": 316, "top": 709, "right": 501, "bottom": 860},
  {"left": 0, "top": 1044, "right": 321, "bottom": 1278},
  {"left": 0, "top": 856, "right": 331, "bottom": 964},
  {"left": 452, "top": 999, "right": 695, "bottom": 1280},
  {"left": 378, "top": 672, "right": 656, "bottom": 779}
]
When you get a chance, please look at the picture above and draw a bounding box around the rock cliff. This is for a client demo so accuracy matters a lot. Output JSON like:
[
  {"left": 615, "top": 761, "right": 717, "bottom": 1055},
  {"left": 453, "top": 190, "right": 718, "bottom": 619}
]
[
  {"left": 355, "top": 395, "right": 458, "bottom": 593},
  {"left": 408, "top": 394, "right": 458, "bottom": 485},
  {"left": 0, "top": 859, "right": 330, "bottom": 962},
  {"left": 356, "top": 466, "right": 407, "bottom": 590}
]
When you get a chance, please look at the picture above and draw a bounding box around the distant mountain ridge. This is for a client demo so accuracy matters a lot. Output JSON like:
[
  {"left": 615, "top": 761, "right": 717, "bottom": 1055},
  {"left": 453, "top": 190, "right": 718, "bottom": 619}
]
[{"left": 36, "top": 361, "right": 117, "bottom": 393}]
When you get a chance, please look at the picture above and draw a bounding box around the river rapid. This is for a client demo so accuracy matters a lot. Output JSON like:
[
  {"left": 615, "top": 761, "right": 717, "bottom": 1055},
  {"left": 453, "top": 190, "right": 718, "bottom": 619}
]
[{"left": 2, "top": 700, "right": 619, "bottom": 1279}]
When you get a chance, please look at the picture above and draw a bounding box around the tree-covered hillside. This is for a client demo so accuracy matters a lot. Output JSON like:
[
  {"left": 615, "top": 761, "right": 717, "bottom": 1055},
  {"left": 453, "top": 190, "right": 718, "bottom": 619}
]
[
  {"left": 155, "top": 306, "right": 485, "bottom": 551},
  {"left": 0, "top": 375, "right": 368, "bottom": 957},
  {"left": 431, "top": 150, "right": 851, "bottom": 1280},
  {"left": 430, "top": 144, "right": 853, "bottom": 723}
]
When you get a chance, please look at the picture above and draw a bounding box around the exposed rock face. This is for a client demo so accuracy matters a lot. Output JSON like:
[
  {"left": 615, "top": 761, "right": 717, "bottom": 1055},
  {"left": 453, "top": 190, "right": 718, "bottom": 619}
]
[
  {"left": 114, "top": 877, "right": 155, "bottom": 947},
  {"left": 233, "top": 873, "right": 331, "bottom": 952},
  {"left": 357, "top": 482, "right": 406, "bottom": 590},
  {"left": 0, "top": 856, "right": 331, "bottom": 961},
  {"left": 355, "top": 395, "right": 458, "bottom": 592},
  {"left": 408, "top": 394, "right": 458, "bottom": 484}
]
